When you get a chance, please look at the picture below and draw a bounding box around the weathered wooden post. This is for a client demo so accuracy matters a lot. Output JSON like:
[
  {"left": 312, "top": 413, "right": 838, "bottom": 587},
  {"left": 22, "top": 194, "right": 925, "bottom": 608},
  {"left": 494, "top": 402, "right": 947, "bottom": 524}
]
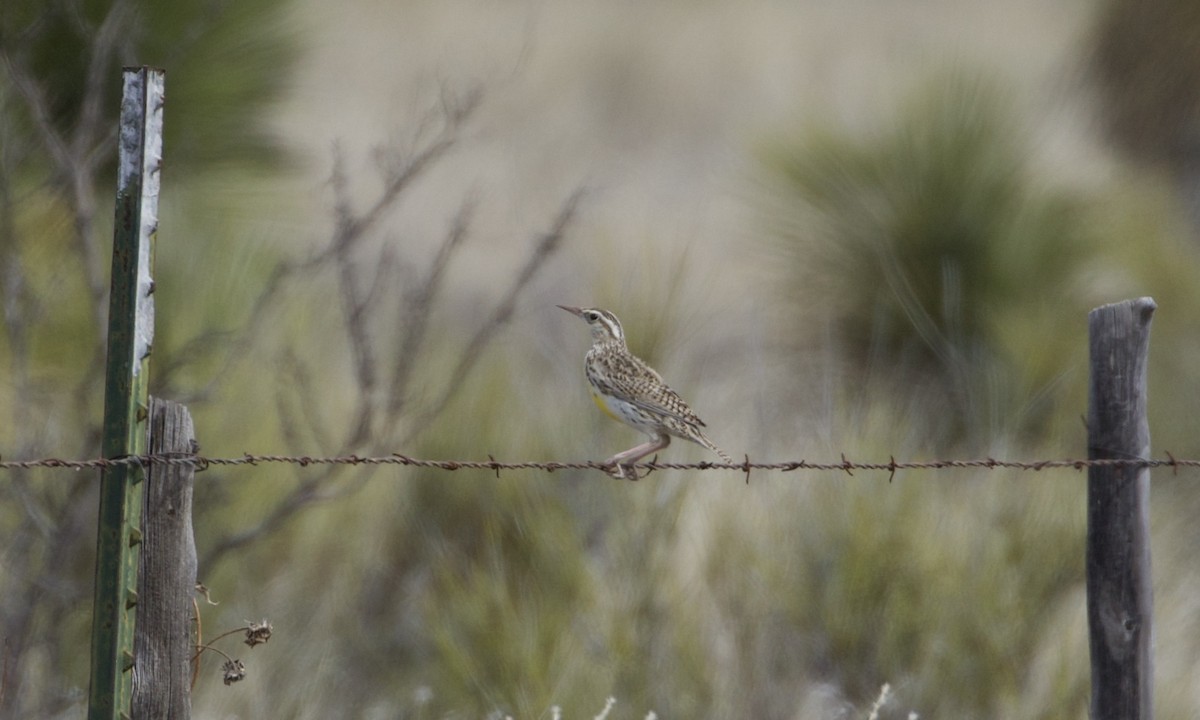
[
  {"left": 89, "top": 66, "right": 165, "bottom": 720},
  {"left": 132, "top": 398, "right": 197, "bottom": 719},
  {"left": 1087, "top": 297, "right": 1155, "bottom": 720}
]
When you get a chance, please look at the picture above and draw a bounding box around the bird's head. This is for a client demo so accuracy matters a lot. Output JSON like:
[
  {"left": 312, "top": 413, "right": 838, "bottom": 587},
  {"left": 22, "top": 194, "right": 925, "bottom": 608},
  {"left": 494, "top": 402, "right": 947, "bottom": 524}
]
[{"left": 557, "top": 305, "right": 625, "bottom": 345}]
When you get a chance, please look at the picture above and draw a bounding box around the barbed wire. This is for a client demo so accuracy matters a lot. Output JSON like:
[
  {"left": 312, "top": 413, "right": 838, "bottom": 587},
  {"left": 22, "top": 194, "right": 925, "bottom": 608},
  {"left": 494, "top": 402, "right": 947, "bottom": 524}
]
[{"left": 1, "top": 452, "right": 1196, "bottom": 481}]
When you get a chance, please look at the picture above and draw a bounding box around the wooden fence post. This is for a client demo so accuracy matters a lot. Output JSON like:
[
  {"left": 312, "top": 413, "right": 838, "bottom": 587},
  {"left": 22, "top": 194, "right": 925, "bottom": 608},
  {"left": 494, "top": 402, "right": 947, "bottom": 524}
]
[
  {"left": 1087, "top": 297, "right": 1155, "bottom": 720},
  {"left": 89, "top": 66, "right": 165, "bottom": 720},
  {"left": 132, "top": 398, "right": 197, "bottom": 719}
]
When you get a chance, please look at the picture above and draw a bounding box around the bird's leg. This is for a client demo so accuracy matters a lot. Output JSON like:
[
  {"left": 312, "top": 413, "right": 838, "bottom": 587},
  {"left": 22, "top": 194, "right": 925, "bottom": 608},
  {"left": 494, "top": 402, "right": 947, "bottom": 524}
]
[{"left": 604, "top": 434, "right": 670, "bottom": 480}]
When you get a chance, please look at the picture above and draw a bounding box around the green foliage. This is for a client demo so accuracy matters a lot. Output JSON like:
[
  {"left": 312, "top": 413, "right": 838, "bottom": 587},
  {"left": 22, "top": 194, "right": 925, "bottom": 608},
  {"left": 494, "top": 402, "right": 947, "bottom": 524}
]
[
  {"left": 0, "top": 0, "right": 301, "bottom": 437},
  {"left": 596, "top": 480, "right": 715, "bottom": 717},
  {"left": 416, "top": 473, "right": 589, "bottom": 716},
  {"left": 700, "top": 463, "right": 1089, "bottom": 718},
  {"left": 762, "top": 71, "right": 1091, "bottom": 445},
  {"left": 1, "top": 0, "right": 297, "bottom": 178}
]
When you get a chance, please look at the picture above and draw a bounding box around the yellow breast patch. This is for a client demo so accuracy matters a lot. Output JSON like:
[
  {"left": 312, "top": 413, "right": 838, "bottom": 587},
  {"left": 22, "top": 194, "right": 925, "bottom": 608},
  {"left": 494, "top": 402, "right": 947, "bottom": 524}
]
[{"left": 591, "top": 389, "right": 622, "bottom": 422}]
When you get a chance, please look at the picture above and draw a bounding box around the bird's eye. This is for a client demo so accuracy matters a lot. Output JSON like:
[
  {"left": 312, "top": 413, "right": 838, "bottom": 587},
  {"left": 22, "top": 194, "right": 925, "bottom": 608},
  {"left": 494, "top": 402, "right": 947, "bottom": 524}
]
[{"left": 584, "top": 312, "right": 598, "bottom": 322}]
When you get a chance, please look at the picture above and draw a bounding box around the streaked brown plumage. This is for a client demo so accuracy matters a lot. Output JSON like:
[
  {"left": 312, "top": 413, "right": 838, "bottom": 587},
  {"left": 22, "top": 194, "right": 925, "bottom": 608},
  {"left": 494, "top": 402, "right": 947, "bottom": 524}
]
[{"left": 558, "top": 305, "right": 733, "bottom": 479}]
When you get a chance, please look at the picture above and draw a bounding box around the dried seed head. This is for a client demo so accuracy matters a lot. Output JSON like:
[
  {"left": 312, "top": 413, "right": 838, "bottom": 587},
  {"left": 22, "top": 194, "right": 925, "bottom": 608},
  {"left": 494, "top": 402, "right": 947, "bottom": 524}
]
[
  {"left": 245, "top": 619, "right": 273, "bottom": 648},
  {"left": 222, "top": 659, "right": 246, "bottom": 685}
]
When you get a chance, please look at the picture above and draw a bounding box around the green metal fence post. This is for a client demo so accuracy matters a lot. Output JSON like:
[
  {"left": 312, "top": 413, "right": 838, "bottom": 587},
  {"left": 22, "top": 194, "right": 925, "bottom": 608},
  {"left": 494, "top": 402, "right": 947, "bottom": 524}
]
[{"left": 88, "top": 66, "right": 165, "bottom": 720}]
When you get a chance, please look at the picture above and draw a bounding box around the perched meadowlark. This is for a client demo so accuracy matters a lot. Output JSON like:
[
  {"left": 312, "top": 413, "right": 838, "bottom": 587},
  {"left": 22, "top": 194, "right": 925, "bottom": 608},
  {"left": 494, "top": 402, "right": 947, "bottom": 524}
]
[{"left": 558, "top": 305, "right": 734, "bottom": 479}]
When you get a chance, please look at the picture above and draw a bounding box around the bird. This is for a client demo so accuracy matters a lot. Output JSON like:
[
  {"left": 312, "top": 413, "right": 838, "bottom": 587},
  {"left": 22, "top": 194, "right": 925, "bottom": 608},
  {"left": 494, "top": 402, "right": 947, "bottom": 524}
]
[{"left": 558, "top": 305, "right": 734, "bottom": 479}]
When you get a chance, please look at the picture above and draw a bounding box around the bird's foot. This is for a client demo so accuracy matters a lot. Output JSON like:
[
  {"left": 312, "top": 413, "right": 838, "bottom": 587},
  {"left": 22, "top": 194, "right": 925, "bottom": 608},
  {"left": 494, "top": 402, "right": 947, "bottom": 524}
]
[
  {"left": 607, "top": 461, "right": 635, "bottom": 481},
  {"left": 605, "top": 455, "right": 658, "bottom": 481}
]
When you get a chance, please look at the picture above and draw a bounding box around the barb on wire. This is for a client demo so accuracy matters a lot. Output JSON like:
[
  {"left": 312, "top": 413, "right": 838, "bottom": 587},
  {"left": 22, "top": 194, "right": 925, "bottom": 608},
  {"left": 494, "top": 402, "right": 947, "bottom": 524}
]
[{"left": 0, "top": 453, "right": 1197, "bottom": 476}]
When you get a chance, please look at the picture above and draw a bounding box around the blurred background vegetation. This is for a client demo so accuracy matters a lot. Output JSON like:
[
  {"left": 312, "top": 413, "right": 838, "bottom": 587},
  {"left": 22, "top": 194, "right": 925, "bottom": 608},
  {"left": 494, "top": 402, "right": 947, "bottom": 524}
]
[{"left": 3, "top": 0, "right": 1200, "bottom": 718}]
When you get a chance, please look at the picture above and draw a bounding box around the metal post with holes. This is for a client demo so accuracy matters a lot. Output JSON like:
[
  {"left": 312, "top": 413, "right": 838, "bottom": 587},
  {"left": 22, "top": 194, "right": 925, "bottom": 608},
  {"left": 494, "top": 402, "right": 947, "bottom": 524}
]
[{"left": 88, "top": 66, "right": 164, "bottom": 720}]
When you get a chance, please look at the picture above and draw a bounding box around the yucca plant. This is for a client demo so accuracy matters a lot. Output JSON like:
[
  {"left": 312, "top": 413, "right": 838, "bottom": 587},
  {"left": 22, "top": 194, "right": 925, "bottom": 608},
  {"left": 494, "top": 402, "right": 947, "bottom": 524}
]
[{"left": 761, "top": 71, "right": 1090, "bottom": 446}]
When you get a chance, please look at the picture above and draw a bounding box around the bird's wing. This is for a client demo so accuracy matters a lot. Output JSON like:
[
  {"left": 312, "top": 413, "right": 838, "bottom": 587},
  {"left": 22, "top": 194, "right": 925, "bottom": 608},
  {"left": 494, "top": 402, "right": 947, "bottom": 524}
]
[
  {"left": 628, "top": 393, "right": 708, "bottom": 428},
  {"left": 600, "top": 353, "right": 708, "bottom": 428}
]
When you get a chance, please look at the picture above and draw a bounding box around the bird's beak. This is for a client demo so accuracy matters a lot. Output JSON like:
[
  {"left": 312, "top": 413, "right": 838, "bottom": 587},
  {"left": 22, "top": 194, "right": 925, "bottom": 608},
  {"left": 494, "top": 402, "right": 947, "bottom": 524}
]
[{"left": 557, "top": 305, "right": 584, "bottom": 317}]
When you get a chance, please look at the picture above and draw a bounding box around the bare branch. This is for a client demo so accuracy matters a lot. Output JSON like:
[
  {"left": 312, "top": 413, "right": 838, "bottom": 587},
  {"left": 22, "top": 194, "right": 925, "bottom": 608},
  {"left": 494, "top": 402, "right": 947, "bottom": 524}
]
[
  {"left": 74, "top": 0, "right": 133, "bottom": 170},
  {"left": 0, "top": 52, "right": 76, "bottom": 182},
  {"left": 0, "top": 98, "right": 38, "bottom": 461},
  {"left": 166, "top": 95, "right": 482, "bottom": 404},
  {"left": 195, "top": 93, "right": 583, "bottom": 576},
  {"left": 199, "top": 469, "right": 333, "bottom": 570},
  {"left": 385, "top": 195, "right": 476, "bottom": 420},
  {"left": 338, "top": 255, "right": 378, "bottom": 420},
  {"left": 1, "top": 5, "right": 132, "bottom": 426},
  {"left": 404, "top": 187, "right": 586, "bottom": 441},
  {"left": 278, "top": 347, "right": 336, "bottom": 454},
  {"left": 330, "top": 90, "right": 478, "bottom": 262}
]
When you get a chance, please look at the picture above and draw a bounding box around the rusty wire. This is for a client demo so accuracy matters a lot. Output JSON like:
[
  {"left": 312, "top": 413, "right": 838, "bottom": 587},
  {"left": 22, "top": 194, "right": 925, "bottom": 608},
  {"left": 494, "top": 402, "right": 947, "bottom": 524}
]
[{"left": 1, "top": 452, "right": 1197, "bottom": 480}]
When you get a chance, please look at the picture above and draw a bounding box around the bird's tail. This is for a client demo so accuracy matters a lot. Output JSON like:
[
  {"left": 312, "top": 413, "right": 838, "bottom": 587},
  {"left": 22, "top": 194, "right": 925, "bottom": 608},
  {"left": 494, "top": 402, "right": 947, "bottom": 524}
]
[{"left": 693, "top": 430, "right": 735, "bottom": 464}]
